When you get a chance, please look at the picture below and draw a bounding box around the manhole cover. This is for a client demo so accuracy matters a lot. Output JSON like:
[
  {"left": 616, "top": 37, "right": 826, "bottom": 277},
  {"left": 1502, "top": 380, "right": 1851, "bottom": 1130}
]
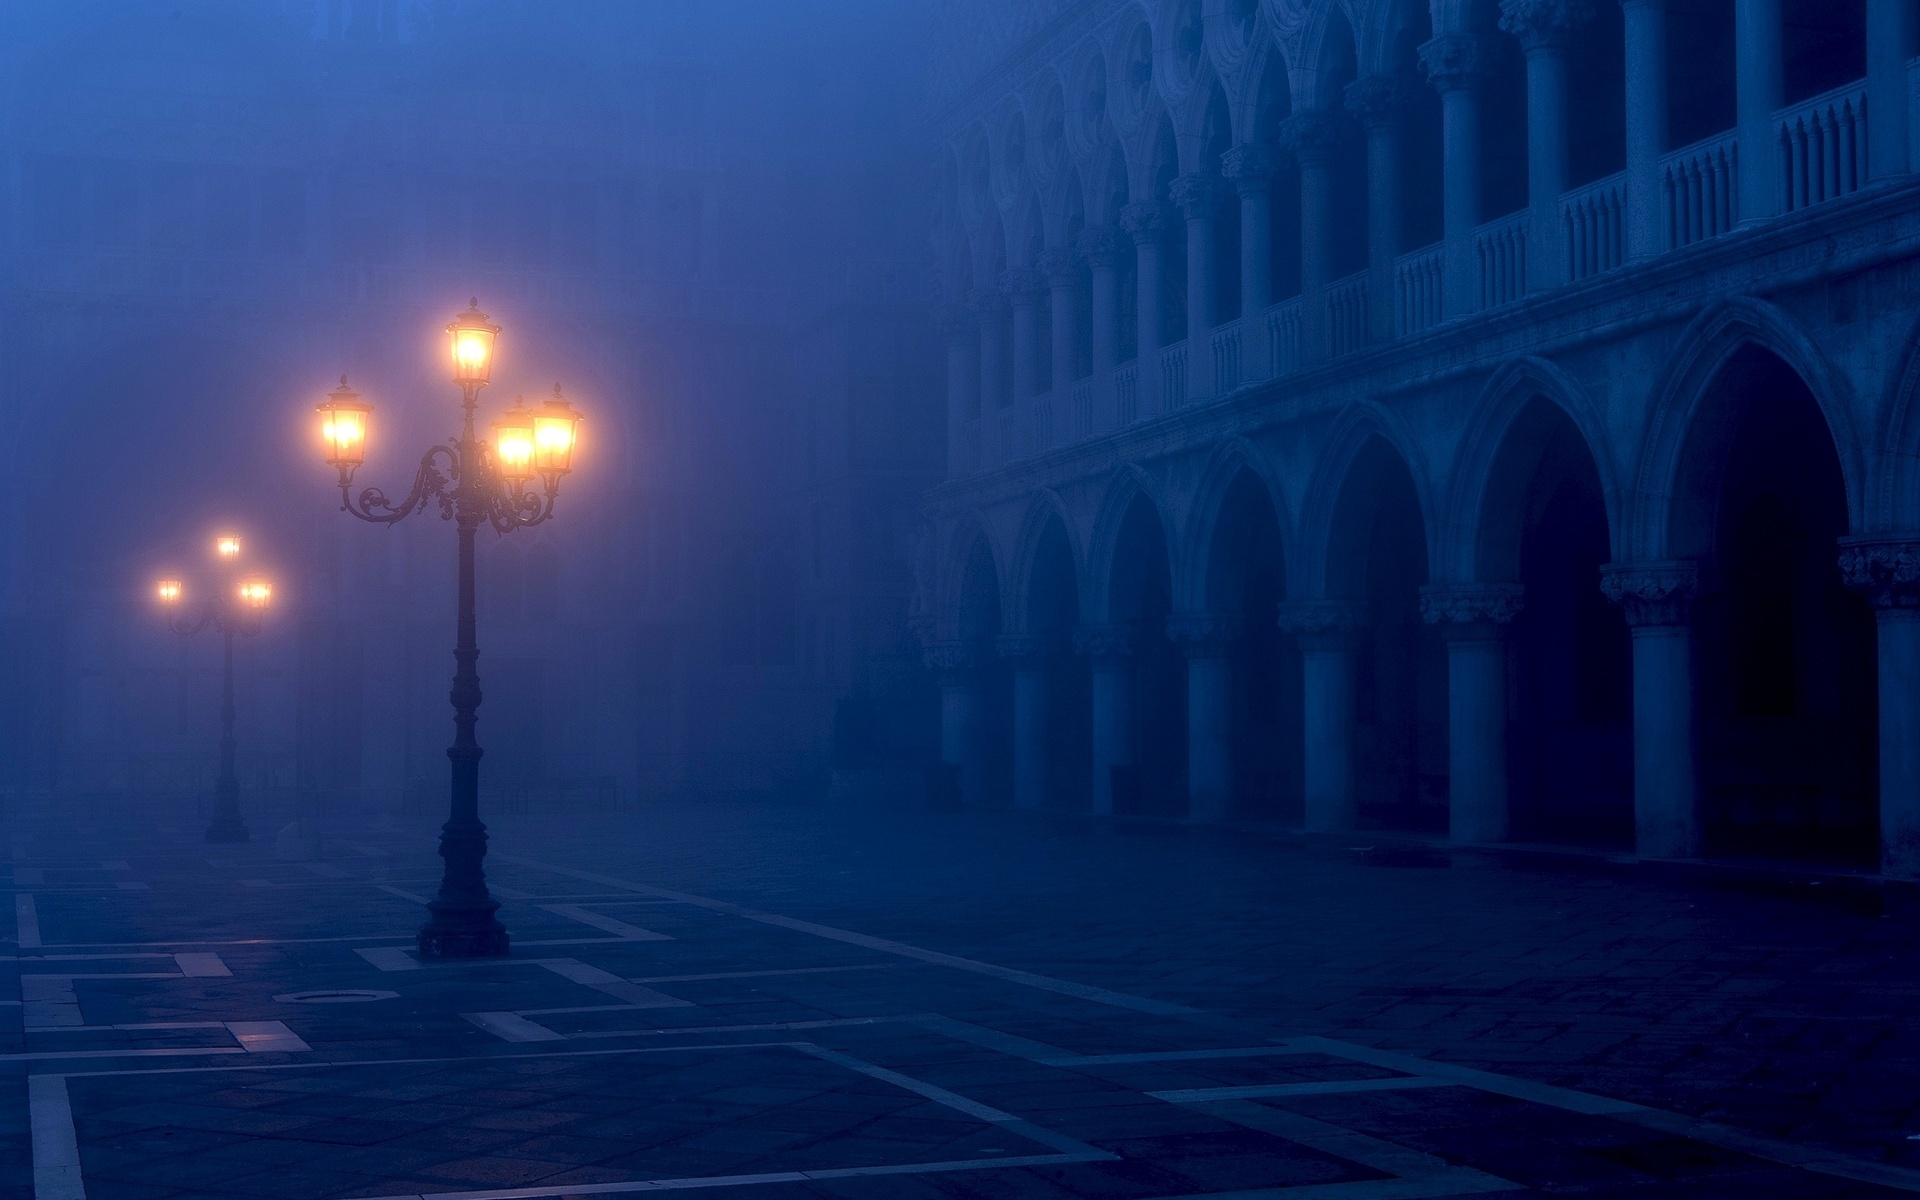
[{"left": 274, "top": 989, "right": 398, "bottom": 1004}]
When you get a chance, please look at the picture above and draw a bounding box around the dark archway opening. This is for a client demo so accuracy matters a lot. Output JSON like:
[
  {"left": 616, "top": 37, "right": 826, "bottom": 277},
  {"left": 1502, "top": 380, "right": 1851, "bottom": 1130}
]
[
  {"left": 1681, "top": 347, "right": 1876, "bottom": 863},
  {"left": 1028, "top": 517, "right": 1090, "bottom": 808},
  {"left": 958, "top": 535, "right": 1011, "bottom": 806},
  {"left": 1329, "top": 439, "right": 1446, "bottom": 831},
  {"left": 1206, "top": 470, "right": 1302, "bottom": 821},
  {"left": 1483, "top": 399, "right": 1632, "bottom": 846},
  {"left": 1108, "top": 495, "right": 1184, "bottom": 815}
]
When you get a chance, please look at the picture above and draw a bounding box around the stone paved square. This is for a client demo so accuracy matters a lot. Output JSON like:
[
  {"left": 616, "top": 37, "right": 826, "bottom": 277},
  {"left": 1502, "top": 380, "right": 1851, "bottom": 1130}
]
[{"left": 3, "top": 798, "right": 1919, "bottom": 1198}]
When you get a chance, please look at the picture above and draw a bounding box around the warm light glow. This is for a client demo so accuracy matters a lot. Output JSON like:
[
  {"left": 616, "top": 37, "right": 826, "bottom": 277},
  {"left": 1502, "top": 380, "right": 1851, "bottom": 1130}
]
[
  {"left": 156, "top": 579, "right": 183, "bottom": 605},
  {"left": 216, "top": 534, "right": 242, "bottom": 560},
  {"left": 493, "top": 397, "right": 535, "bottom": 484},
  {"left": 317, "top": 377, "right": 370, "bottom": 469},
  {"left": 238, "top": 580, "right": 273, "bottom": 609},
  {"left": 447, "top": 300, "right": 500, "bottom": 387},
  {"left": 531, "top": 384, "right": 583, "bottom": 477}
]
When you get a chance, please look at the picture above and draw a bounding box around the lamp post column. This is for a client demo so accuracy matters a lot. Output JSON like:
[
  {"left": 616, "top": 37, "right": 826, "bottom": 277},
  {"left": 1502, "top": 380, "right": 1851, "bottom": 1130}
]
[
  {"left": 1421, "top": 34, "right": 1486, "bottom": 318},
  {"left": 1421, "top": 584, "right": 1525, "bottom": 843},
  {"left": 1840, "top": 540, "right": 1920, "bottom": 876},
  {"left": 1121, "top": 201, "right": 1168, "bottom": 412},
  {"left": 419, "top": 395, "right": 508, "bottom": 959},
  {"left": 1601, "top": 563, "right": 1701, "bottom": 859},
  {"left": 1279, "top": 601, "right": 1366, "bottom": 832},
  {"left": 1078, "top": 625, "right": 1134, "bottom": 816},
  {"left": 206, "top": 623, "right": 247, "bottom": 843},
  {"left": 1222, "top": 145, "right": 1277, "bottom": 376}
]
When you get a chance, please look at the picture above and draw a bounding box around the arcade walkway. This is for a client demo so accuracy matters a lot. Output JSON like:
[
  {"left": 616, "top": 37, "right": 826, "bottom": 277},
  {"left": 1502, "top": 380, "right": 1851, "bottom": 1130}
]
[{"left": 2, "top": 796, "right": 1918, "bottom": 1198}]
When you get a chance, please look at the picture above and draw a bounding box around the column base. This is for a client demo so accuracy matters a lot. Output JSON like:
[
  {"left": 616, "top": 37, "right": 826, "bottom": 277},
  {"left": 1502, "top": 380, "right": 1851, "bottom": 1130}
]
[{"left": 418, "top": 902, "right": 510, "bottom": 959}]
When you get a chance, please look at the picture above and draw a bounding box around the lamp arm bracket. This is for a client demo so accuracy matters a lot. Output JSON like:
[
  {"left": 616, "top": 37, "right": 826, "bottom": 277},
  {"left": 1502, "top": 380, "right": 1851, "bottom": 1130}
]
[
  {"left": 487, "top": 481, "right": 557, "bottom": 533},
  {"left": 343, "top": 444, "right": 458, "bottom": 525}
]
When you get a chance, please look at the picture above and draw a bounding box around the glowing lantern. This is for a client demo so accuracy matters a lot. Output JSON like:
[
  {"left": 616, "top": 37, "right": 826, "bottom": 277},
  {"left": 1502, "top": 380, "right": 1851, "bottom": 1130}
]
[
  {"left": 447, "top": 300, "right": 499, "bottom": 387},
  {"left": 531, "top": 384, "right": 582, "bottom": 478},
  {"left": 156, "top": 579, "right": 183, "bottom": 605},
  {"left": 492, "top": 396, "right": 535, "bottom": 486},
  {"left": 216, "top": 534, "right": 242, "bottom": 560},
  {"left": 238, "top": 580, "right": 273, "bottom": 609},
  {"left": 317, "top": 377, "right": 370, "bottom": 470}
]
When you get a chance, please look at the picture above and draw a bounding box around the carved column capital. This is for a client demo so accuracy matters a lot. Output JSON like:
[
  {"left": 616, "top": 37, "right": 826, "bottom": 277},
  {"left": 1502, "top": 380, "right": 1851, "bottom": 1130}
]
[
  {"left": 1277, "top": 600, "right": 1369, "bottom": 651},
  {"left": 1220, "top": 143, "right": 1278, "bottom": 193},
  {"left": 997, "top": 632, "right": 1062, "bottom": 665},
  {"left": 1499, "top": 0, "right": 1595, "bottom": 52},
  {"left": 1344, "top": 75, "right": 1412, "bottom": 129},
  {"left": 1165, "top": 613, "right": 1245, "bottom": 658},
  {"left": 1074, "top": 623, "right": 1135, "bottom": 663},
  {"left": 1419, "top": 34, "right": 1489, "bottom": 93},
  {"left": 1599, "top": 561, "right": 1699, "bottom": 627},
  {"left": 968, "top": 286, "right": 1007, "bottom": 320},
  {"left": 1419, "top": 583, "right": 1525, "bottom": 640},
  {"left": 1035, "top": 248, "right": 1078, "bottom": 288},
  {"left": 1839, "top": 537, "right": 1920, "bottom": 610},
  {"left": 922, "top": 640, "right": 978, "bottom": 679},
  {"left": 1279, "top": 109, "right": 1352, "bottom": 166},
  {"left": 1169, "top": 172, "right": 1223, "bottom": 219},
  {"left": 1075, "top": 225, "right": 1129, "bottom": 268},
  {"left": 1120, "top": 200, "right": 1170, "bottom": 244},
  {"left": 998, "top": 267, "right": 1046, "bottom": 302}
]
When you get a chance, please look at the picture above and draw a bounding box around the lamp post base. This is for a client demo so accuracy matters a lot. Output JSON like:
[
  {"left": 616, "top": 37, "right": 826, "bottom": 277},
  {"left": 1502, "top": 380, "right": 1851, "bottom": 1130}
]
[{"left": 417, "top": 902, "right": 510, "bottom": 959}]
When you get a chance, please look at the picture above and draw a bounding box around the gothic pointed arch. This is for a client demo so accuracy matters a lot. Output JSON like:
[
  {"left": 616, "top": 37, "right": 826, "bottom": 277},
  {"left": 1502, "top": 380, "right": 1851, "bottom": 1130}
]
[
  {"left": 1007, "top": 490, "right": 1086, "bottom": 632},
  {"left": 1869, "top": 308, "right": 1920, "bottom": 534},
  {"left": 940, "top": 513, "right": 1002, "bottom": 635},
  {"left": 1180, "top": 437, "right": 1293, "bottom": 611},
  {"left": 1443, "top": 356, "right": 1622, "bottom": 582},
  {"left": 1297, "top": 402, "right": 1435, "bottom": 597},
  {"left": 1087, "top": 465, "right": 1177, "bottom": 622},
  {"left": 1632, "top": 297, "right": 1865, "bottom": 560}
]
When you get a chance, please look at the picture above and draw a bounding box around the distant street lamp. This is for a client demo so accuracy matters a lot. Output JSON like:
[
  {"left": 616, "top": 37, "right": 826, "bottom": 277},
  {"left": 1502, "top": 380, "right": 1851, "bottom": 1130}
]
[
  {"left": 314, "top": 301, "right": 583, "bottom": 959},
  {"left": 156, "top": 535, "right": 274, "bottom": 844}
]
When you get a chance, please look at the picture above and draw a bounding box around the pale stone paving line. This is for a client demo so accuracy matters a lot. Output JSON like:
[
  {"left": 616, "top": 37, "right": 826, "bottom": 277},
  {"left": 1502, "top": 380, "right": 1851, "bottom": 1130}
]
[
  {"left": 29, "top": 1074, "right": 84, "bottom": 1200},
  {"left": 16, "top": 893, "right": 41, "bottom": 948}
]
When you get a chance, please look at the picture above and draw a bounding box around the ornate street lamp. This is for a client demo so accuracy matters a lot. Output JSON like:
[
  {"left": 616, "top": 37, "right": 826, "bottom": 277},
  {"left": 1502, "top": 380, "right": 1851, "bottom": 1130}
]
[
  {"left": 156, "top": 537, "right": 275, "bottom": 844},
  {"left": 315, "top": 301, "right": 583, "bottom": 959}
]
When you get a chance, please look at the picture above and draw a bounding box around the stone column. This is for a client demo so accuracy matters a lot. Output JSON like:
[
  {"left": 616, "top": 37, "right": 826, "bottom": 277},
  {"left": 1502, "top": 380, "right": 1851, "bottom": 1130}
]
[
  {"left": 1038, "top": 249, "right": 1080, "bottom": 399},
  {"left": 1077, "top": 226, "right": 1126, "bottom": 380},
  {"left": 974, "top": 288, "right": 1007, "bottom": 416},
  {"left": 926, "top": 642, "right": 985, "bottom": 807},
  {"left": 1839, "top": 539, "right": 1920, "bottom": 876},
  {"left": 1121, "top": 201, "right": 1168, "bottom": 409},
  {"left": 1281, "top": 110, "right": 1348, "bottom": 363},
  {"left": 1002, "top": 268, "right": 1045, "bottom": 403},
  {"left": 1734, "top": 0, "right": 1782, "bottom": 222},
  {"left": 1868, "top": 0, "right": 1915, "bottom": 180},
  {"left": 1346, "top": 76, "right": 1406, "bottom": 342},
  {"left": 938, "top": 304, "right": 978, "bottom": 477},
  {"left": 1420, "top": 584, "right": 1525, "bottom": 843},
  {"left": 1600, "top": 563, "right": 1701, "bottom": 858},
  {"left": 1167, "top": 615, "right": 1242, "bottom": 823},
  {"left": 1278, "top": 601, "right": 1367, "bottom": 832},
  {"left": 1502, "top": 0, "right": 1592, "bottom": 291},
  {"left": 1421, "top": 34, "right": 1487, "bottom": 318},
  {"left": 1223, "top": 145, "right": 1277, "bottom": 376},
  {"left": 1078, "top": 624, "right": 1135, "bottom": 817},
  {"left": 999, "top": 634, "right": 1055, "bottom": 810},
  {"left": 1171, "top": 173, "right": 1219, "bottom": 401},
  {"left": 1621, "top": 0, "right": 1669, "bottom": 258}
]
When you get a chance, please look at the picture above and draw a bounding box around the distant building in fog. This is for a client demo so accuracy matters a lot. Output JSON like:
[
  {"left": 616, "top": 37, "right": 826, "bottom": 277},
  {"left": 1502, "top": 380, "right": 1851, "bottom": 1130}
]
[
  {"left": 0, "top": 0, "right": 939, "bottom": 813},
  {"left": 920, "top": 0, "right": 1920, "bottom": 877}
]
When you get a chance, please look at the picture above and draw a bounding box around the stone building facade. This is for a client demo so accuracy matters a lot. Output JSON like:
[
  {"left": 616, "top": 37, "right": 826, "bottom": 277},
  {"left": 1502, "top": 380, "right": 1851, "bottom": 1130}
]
[{"left": 921, "top": 0, "right": 1920, "bottom": 876}]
